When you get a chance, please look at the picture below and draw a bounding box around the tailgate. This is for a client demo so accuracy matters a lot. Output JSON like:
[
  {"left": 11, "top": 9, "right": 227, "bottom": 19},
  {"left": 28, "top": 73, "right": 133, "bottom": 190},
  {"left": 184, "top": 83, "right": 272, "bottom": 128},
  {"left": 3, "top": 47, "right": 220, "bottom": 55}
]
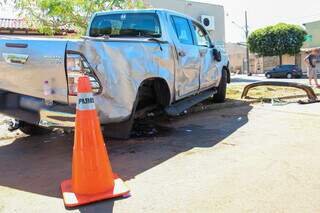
[{"left": 0, "top": 37, "right": 69, "bottom": 103}]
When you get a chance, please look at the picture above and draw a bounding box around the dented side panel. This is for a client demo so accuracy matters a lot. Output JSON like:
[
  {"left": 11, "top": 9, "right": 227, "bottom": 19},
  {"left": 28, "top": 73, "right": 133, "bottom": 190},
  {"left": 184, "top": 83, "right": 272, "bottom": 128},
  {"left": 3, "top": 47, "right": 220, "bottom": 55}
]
[{"left": 67, "top": 39, "right": 175, "bottom": 124}]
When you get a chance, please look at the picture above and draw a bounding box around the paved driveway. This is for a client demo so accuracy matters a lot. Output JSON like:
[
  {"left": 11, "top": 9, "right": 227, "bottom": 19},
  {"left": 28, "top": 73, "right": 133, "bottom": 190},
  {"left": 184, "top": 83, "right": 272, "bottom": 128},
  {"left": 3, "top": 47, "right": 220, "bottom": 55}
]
[{"left": 0, "top": 103, "right": 320, "bottom": 212}]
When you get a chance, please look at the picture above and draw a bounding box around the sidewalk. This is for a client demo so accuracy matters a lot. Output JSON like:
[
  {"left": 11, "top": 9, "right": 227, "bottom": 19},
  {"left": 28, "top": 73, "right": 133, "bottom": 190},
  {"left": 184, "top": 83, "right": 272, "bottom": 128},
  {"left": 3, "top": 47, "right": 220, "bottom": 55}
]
[{"left": 231, "top": 74, "right": 311, "bottom": 85}]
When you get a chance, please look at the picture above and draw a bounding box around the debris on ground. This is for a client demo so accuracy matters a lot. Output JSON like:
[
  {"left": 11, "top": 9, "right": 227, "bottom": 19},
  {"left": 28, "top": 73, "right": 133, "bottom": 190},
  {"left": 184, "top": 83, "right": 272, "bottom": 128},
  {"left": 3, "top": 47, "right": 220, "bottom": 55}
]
[
  {"left": 241, "top": 81, "right": 318, "bottom": 100},
  {"left": 0, "top": 116, "right": 24, "bottom": 140},
  {"left": 131, "top": 120, "right": 172, "bottom": 138}
]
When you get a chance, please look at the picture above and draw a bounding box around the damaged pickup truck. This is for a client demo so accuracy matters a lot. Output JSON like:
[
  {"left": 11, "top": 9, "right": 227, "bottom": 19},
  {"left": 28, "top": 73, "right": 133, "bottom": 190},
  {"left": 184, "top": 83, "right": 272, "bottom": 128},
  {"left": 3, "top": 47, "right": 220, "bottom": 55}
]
[{"left": 0, "top": 9, "right": 230, "bottom": 139}]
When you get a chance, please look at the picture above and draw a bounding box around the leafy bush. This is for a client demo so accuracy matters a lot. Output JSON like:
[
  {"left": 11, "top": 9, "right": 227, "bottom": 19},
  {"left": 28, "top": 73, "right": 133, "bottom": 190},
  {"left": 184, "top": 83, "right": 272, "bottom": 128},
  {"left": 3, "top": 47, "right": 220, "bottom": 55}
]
[{"left": 248, "top": 23, "right": 307, "bottom": 64}]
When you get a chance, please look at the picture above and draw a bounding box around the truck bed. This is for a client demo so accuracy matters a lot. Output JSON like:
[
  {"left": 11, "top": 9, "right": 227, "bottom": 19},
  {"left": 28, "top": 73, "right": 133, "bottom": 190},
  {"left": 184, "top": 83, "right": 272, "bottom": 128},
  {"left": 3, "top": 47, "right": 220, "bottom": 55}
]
[{"left": 0, "top": 36, "right": 69, "bottom": 103}]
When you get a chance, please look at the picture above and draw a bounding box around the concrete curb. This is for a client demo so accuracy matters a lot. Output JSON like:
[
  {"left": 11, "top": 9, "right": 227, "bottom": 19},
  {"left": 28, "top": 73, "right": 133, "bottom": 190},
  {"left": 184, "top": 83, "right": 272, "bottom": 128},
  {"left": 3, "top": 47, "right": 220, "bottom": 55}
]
[
  {"left": 276, "top": 93, "right": 320, "bottom": 100},
  {"left": 187, "top": 93, "right": 320, "bottom": 115}
]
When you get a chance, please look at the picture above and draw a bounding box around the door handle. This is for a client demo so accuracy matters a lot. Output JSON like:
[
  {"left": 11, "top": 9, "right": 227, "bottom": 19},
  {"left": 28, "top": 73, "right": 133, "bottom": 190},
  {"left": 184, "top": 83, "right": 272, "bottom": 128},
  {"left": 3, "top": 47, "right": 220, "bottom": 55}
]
[
  {"left": 5, "top": 43, "right": 28, "bottom": 48},
  {"left": 178, "top": 51, "right": 186, "bottom": 57},
  {"left": 2, "top": 53, "right": 29, "bottom": 64}
]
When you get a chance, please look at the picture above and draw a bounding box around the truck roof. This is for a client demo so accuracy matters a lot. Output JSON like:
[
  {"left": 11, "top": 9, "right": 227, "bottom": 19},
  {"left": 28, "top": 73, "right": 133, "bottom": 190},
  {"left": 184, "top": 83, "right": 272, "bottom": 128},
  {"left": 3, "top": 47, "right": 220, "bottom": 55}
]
[{"left": 94, "top": 9, "right": 199, "bottom": 23}]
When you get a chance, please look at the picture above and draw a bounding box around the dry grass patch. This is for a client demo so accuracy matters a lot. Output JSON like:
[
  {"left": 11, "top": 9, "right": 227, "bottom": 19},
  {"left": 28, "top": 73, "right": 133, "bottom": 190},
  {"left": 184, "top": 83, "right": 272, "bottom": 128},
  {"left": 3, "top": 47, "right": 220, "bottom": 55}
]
[{"left": 227, "top": 85, "right": 320, "bottom": 100}]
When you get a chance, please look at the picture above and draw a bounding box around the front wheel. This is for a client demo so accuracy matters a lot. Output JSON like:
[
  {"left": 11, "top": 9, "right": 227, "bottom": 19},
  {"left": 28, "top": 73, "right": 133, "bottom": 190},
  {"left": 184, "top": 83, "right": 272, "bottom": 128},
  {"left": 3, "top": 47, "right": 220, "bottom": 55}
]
[
  {"left": 212, "top": 69, "right": 227, "bottom": 103},
  {"left": 266, "top": 73, "right": 271, "bottom": 79},
  {"left": 19, "top": 122, "right": 52, "bottom": 136},
  {"left": 287, "top": 73, "right": 293, "bottom": 79}
]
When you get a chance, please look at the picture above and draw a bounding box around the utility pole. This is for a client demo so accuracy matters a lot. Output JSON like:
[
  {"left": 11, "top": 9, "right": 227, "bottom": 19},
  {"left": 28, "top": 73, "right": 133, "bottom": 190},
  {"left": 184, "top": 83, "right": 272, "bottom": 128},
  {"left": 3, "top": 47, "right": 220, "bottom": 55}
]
[
  {"left": 245, "top": 11, "right": 251, "bottom": 76},
  {"left": 231, "top": 11, "right": 251, "bottom": 76}
]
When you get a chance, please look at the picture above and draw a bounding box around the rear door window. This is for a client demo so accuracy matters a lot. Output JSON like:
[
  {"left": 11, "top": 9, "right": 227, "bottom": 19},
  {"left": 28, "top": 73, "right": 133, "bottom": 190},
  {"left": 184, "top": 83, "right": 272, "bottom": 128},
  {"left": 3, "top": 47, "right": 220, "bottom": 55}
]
[
  {"left": 171, "top": 16, "right": 194, "bottom": 45},
  {"left": 275, "top": 66, "right": 281, "bottom": 71},
  {"left": 281, "top": 65, "right": 292, "bottom": 71},
  {"left": 90, "top": 13, "right": 161, "bottom": 38}
]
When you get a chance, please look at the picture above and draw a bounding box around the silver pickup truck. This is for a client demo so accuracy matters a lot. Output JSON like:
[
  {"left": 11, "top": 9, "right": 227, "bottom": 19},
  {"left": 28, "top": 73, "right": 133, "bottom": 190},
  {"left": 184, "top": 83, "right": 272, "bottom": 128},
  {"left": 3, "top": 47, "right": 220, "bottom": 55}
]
[{"left": 0, "top": 9, "right": 230, "bottom": 139}]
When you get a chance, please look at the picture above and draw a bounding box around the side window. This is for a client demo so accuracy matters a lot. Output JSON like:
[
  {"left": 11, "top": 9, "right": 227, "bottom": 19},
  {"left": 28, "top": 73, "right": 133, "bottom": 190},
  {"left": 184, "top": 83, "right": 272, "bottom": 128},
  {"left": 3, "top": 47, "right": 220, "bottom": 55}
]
[
  {"left": 192, "top": 23, "right": 211, "bottom": 47},
  {"left": 171, "top": 16, "right": 194, "bottom": 45}
]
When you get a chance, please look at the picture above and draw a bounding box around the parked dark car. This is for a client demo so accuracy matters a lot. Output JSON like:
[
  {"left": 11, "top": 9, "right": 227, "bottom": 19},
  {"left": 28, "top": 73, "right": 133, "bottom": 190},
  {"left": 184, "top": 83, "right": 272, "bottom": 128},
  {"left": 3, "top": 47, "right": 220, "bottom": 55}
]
[{"left": 265, "top": 65, "right": 302, "bottom": 79}]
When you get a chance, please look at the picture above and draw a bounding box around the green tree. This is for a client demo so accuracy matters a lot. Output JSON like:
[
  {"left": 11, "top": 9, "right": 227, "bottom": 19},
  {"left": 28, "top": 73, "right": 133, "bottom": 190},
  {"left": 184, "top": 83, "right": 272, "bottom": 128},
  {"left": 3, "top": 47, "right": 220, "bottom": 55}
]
[
  {"left": 12, "top": 0, "right": 145, "bottom": 35},
  {"left": 247, "top": 23, "right": 307, "bottom": 65}
]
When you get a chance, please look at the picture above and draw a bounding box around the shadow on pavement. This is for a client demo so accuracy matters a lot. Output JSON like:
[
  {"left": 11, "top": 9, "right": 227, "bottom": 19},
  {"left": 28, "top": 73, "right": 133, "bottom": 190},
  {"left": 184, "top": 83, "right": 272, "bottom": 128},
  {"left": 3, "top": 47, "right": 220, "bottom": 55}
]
[{"left": 0, "top": 102, "right": 253, "bottom": 212}]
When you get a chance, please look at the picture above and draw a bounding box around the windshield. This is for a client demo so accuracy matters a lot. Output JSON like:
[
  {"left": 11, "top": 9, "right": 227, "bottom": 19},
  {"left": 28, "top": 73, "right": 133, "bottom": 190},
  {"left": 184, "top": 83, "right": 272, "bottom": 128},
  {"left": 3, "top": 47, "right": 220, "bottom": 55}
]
[{"left": 89, "top": 13, "right": 162, "bottom": 38}]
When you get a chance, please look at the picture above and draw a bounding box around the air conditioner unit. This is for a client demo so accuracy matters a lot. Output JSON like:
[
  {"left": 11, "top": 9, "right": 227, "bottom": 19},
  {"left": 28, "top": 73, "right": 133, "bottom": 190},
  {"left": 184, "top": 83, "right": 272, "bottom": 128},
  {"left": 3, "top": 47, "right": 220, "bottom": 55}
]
[{"left": 200, "top": 15, "right": 215, "bottom": 31}]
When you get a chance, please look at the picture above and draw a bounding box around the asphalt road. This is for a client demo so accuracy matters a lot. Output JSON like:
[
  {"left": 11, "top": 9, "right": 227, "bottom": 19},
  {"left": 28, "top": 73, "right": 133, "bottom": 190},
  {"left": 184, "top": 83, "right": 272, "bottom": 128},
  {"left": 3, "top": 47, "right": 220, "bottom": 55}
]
[{"left": 1, "top": 102, "right": 320, "bottom": 212}]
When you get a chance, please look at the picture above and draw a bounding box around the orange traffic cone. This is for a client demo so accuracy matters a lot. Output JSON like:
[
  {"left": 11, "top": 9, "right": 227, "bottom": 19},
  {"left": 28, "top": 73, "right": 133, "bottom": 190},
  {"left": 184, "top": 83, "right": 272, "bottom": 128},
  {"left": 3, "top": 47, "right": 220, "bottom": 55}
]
[{"left": 61, "top": 76, "right": 130, "bottom": 207}]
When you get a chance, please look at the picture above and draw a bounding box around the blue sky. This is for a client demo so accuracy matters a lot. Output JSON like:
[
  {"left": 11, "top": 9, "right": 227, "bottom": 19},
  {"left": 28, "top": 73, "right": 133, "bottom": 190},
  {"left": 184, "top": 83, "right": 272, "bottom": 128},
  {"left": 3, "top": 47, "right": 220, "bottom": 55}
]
[{"left": 1, "top": 0, "right": 320, "bottom": 42}]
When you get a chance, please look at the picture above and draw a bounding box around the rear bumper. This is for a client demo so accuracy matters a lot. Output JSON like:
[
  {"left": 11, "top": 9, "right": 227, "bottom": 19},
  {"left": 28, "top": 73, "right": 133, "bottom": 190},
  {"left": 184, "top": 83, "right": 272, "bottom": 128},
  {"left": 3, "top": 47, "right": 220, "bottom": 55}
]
[
  {"left": 39, "top": 107, "right": 75, "bottom": 128},
  {"left": 0, "top": 91, "right": 76, "bottom": 128}
]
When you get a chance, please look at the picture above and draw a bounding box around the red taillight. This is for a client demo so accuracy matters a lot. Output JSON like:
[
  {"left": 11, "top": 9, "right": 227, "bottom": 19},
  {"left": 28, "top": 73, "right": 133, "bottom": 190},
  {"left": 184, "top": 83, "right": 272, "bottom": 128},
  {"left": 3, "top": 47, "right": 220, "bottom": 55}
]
[
  {"left": 67, "top": 73, "right": 82, "bottom": 96},
  {"left": 66, "top": 53, "right": 101, "bottom": 96}
]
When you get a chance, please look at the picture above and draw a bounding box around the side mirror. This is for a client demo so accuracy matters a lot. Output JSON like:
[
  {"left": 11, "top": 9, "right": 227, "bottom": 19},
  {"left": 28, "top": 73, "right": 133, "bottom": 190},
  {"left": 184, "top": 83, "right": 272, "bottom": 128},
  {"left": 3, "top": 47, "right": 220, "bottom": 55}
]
[{"left": 213, "top": 49, "right": 222, "bottom": 62}]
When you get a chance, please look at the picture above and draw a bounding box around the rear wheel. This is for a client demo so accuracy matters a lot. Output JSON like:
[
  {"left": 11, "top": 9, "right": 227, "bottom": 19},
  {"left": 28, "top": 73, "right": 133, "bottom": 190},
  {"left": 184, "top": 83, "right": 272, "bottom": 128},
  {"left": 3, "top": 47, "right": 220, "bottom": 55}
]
[
  {"left": 105, "top": 79, "right": 170, "bottom": 139},
  {"left": 287, "top": 73, "right": 293, "bottom": 79},
  {"left": 19, "top": 121, "right": 52, "bottom": 136},
  {"left": 213, "top": 69, "right": 227, "bottom": 103}
]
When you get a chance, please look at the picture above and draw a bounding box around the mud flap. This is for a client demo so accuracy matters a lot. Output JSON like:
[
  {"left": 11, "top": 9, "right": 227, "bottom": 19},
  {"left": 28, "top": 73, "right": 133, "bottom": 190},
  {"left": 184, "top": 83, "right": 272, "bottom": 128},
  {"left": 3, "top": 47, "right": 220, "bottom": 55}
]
[
  {"left": 103, "top": 115, "right": 135, "bottom": 139},
  {"left": 103, "top": 95, "right": 139, "bottom": 140}
]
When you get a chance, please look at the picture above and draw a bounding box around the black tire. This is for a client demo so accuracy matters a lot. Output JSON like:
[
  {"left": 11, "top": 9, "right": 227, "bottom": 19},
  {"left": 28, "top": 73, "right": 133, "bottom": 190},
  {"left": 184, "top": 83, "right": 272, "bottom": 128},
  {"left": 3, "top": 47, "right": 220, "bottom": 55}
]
[
  {"left": 213, "top": 69, "right": 227, "bottom": 103},
  {"left": 287, "top": 73, "right": 293, "bottom": 79},
  {"left": 266, "top": 73, "right": 271, "bottom": 79},
  {"left": 19, "top": 122, "right": 52, "bottom": 136}
]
